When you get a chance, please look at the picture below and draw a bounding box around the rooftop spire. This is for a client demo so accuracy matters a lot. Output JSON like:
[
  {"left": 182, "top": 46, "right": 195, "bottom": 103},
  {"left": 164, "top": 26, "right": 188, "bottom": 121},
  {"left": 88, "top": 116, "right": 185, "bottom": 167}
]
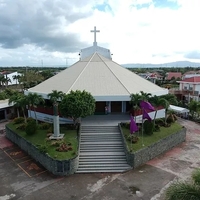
[{"left": 90, "top": 26, "right": 100, "bottom": 46}]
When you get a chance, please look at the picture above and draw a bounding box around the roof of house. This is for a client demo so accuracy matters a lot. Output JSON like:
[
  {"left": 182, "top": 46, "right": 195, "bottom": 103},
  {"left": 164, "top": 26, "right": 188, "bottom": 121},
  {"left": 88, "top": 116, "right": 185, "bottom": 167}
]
[
  {"left": 180, "top": 76, "right": 200, "bottom": 83},
  {"left": 166, "top": 72, "right": 182, "bottom": 80},
  {"left": 26, "top": 52, "right": 168, "bottom": 101}
]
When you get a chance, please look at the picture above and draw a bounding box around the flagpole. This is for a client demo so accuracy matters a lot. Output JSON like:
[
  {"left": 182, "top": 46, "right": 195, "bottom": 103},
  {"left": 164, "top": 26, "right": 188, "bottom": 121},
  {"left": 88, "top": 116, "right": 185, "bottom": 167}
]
[{"left": 141, "top": 108, "right": 144, "bottom": 146}]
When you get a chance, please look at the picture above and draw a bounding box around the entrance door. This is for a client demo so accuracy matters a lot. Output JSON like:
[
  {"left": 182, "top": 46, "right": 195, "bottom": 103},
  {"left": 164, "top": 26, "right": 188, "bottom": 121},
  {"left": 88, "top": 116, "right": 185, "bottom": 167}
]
[
  {"left": 95, "top": 102, "right": 106, "bottom": 114},
  {"left": 0, "top": 110, "right": 5, "bottom": 121},
  {"left": 111, "top": 102, "right": 122, "bottom": 112}
]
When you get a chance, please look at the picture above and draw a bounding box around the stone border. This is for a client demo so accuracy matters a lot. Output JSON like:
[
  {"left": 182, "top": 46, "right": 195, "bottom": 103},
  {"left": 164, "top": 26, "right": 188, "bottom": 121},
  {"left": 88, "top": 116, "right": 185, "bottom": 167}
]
[
  {"left": 119, "top": 124, "right": 186, "bottom": 168},
  {"left": 5, "top": 125, "right": 80, "bottom": 176}
]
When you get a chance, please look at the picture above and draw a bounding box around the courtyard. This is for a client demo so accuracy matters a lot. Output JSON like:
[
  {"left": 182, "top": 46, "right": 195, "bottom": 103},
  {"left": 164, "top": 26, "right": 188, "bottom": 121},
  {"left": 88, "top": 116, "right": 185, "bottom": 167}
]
[{"left": 0, "top": 118, "right": 200, "bottom": 200}]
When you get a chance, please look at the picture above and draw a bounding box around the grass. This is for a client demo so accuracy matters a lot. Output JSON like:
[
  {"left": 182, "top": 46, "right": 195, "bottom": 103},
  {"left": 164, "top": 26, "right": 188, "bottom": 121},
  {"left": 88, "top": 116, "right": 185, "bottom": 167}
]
[
  {"left": 122, "top": 122, "right": 183, "bottom": 152},
  {"left": 6, "top": 122, "right": 78, "bottom": 160}
]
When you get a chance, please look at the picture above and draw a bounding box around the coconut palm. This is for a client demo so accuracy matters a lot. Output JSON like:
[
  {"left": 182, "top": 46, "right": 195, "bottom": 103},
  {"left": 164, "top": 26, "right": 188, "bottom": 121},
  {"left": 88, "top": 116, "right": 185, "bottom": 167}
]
[
  {"left": 140, "top": 91, "right": 152, "bottom": 101},
  {"left": 9, "top": 93, "right": 28, "bottom": 122},
  {"left": 47, "top": 90, "right": 64, "bottom": 116},
  {"left": 12, "top": 74, "right": 21, "bottom": 86},
  {"left": 26, "top": 93, "right": 44, "bottom": 123},
  {"left": 188, "top": 100, "right": 200, "bottom": 120},
  {"left": 160, "top": 94, "right": 178, "bottom": 124},
  {"left": 165, "top": 169, "right": 200, "bottom": 200},
  {"left": 149, "top": 95, "right": 166, "bottom": 127},
  {"left": 130, "top": 93, "right": 141, "bottom": 120}
]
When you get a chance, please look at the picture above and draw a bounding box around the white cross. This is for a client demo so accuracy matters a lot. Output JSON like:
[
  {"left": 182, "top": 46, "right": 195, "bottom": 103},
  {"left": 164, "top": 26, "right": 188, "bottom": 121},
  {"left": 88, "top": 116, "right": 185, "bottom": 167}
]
[{"left": 90, "top": 26, "right": 100, "bottom": 44}]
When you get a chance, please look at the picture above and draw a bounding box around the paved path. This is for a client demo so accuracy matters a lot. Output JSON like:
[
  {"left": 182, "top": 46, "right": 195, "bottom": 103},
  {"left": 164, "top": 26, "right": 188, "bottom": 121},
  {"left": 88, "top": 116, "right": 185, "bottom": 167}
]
[{"left": 0, "top": 118, "right": 200, "bottom": 200}]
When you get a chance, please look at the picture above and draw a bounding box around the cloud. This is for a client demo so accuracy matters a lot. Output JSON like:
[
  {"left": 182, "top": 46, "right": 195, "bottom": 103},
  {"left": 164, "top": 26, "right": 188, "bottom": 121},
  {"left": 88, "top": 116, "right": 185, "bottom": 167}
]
[
  {"left": 184, "top": 51, "right": 200, "bottom": 60},
  {"left": 0, "top": 0, "right": 93, "bottom": 51},
  {"left": 0, "top": 0, "right": 200, "bottom": 66}
]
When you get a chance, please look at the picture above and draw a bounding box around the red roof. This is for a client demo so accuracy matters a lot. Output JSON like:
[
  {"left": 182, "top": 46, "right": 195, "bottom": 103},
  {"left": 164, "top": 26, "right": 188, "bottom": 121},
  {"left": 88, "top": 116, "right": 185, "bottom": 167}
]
[
  {"left": 166, "top": 72, "right": 182, "bottom": 80},
  {"left": 182, "top": 76, "right": 200, "bottom": 83}
]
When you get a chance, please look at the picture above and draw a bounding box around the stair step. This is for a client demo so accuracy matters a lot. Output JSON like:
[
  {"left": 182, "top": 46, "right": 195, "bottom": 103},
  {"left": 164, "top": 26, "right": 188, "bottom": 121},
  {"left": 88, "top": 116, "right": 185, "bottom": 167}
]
[
  {"left": 79, "top": 161, "right": 128, "bottom": 164},
  {"left": 77, "top": 125, "right": 131, "bottom": 173},
  {"left": 78, "top": 164, "right": 130, "bottom": 167},
  {"left": 76, "top": 169, "right": 128, "bottom": 173}
]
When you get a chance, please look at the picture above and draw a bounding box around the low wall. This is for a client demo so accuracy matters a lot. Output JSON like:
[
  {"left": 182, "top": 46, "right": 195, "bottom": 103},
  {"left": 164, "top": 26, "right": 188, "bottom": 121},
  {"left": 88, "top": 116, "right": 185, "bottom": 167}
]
[
  {"left": 119, "top": 124, "right": 186, "bottom": 168},
  {"left": 5, "top": 126, "right": 79, "bottom": 176}
]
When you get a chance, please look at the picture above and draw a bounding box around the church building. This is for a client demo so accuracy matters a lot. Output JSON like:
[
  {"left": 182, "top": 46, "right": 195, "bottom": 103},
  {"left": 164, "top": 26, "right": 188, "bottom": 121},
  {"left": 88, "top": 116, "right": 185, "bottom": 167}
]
[{"left": 25, "top": 27, "right": 168, "bottom": 118}]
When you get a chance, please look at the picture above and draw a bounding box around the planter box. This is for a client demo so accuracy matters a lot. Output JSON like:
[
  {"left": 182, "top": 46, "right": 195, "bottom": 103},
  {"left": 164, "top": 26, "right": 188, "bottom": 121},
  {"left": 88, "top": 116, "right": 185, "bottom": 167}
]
[
  {"left": 5, "top": 126, "right": 79, "bottom": 176},
  {"left": 119, "top": 124, "right": 186, "bottom": 168}
]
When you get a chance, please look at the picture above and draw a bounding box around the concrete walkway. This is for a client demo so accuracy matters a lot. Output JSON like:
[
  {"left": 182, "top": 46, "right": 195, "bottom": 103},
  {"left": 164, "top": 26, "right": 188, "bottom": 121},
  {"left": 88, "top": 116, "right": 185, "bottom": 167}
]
[
  {"left": 0, "top": 118, "right": 200, "bottom": 200},
  {"left": 82, "top": 114, "right": 130, "bottom": 126}
]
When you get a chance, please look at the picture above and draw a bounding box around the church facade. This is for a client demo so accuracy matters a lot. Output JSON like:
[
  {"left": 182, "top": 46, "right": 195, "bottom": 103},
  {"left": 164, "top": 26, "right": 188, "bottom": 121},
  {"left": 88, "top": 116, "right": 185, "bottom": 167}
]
[{"left": 25, "top": 27, "right": 168, "bottom": 119}]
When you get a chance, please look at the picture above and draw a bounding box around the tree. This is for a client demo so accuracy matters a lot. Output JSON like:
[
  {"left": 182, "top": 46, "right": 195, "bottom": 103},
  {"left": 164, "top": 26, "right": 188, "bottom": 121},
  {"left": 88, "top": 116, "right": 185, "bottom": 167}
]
[
  {"left": 140, "top": 91, "right": 152, "bottom": 101},
  {"left": 60, "top": 90, "right": 96, "bottom": 124},
  {"left": 159, "top": 94, "right": 178, "bottom": 124},
  {"left": 9, "top": 93, "right": 28, "bottom": 122},
  {"left": 12, "top": 74, "right": 21, "bottom": 86},
  {"left": 149, "top": 95, "right": 166, "bottom": 127},
  {"left": 26, "top": 93, "right": 44, "bottom": 123},
  {"left": 165, "top": 169, "right": 200, "bottom": 200},
  {"left": 130, "top": 93, "right": 141, "bottom": 120},
  {"left": 188, "top": 100, "right": 200, "bottom": 119},
  {"left": 48, "top": 90, "right": 64, "bottom": 110},
  {"left": 48, "top": 90, "right": 64, "bottom": 117}
]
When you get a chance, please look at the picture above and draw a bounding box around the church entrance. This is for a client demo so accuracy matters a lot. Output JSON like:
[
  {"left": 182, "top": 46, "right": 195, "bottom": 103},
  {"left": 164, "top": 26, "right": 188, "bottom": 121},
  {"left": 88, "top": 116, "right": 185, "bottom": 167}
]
[
  {"left": 111, "top": 101, "right": 122, "bottom": 112},
  {"left": 126, "top": 101, "right": 132, "bottom": 112},
  {"left": 95, "top": 102, "right": 106, "bottom": 114}
]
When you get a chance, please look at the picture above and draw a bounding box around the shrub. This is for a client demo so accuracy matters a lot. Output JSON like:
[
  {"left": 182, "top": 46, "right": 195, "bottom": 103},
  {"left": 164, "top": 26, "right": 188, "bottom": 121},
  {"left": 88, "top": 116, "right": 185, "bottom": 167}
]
[
  {"left": 16, "top": 123, "right": 27, "bottom": 131},
  {"left": 25, "top": 120, "right": 37, "bottom": 135},
  {"left": 127, "top": 135, "right": 139, "bottom": 143},
  {"left": 13, "top": 117, "right": 25, "bottom": 124},
  {"left": 27, "top": 117, "right": 35, "bottom": 123},
  {"left": 47, "top": 126, "right": 53, "bottom": 133},
  {"left": 143, "top": 120, "right": 154, "bottom": 135},
  {"left": 39, "top": 122, "right": 50, "bottom": 130},
  {"left": 153, "top": 124, "right": 160, "bottom": 132},
  {"left": 155, "top": 118, "right": 165, "bottom": 126},
  {"left": 37, "top": 144, "right": 47, "bottom": 153},
  {"left": 167, "top": 114, "right": 175, "bottom": 124}
]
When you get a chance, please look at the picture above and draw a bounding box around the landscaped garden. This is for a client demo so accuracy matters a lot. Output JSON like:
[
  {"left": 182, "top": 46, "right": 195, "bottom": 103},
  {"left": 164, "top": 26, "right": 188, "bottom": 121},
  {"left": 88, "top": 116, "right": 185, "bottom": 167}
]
[
  {"left": 6, "top": 117, "right": 78, "bottom": 160},
  {"left": 121, "top": 118, "right": 183, "bottom": 152}
]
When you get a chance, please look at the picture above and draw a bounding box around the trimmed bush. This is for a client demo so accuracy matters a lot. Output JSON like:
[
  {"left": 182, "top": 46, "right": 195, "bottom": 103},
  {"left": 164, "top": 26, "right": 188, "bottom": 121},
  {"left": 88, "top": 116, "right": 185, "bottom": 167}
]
[
  {"left": 39, "top": 123, "right": 50, "bottom": 130},
  {"left": 27, "top": 117, "right": 35, "bottom": 123},
  {"left": 25, "top": 120, "right": 37, "bottom": 135},
  {"left": 143, "top": 120, "right": 154, "bottom": 135},
  {"left": 16, "top": 123, "right": 27, "bottom": 131},
  {"left": 13, "top": 117, "right": 25, "bottom": 124}
]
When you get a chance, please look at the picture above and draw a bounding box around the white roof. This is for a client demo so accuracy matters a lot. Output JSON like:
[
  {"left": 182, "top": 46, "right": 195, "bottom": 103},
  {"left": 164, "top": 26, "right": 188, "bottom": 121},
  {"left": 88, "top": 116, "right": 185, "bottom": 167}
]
[
  {"left": 169, "top": 105, "right": 189, "bottom": 113},
  {"left": 0, "top": 99, "right": 13, "bottom": 109},
  {"left": 26, "top": 52, "right": 168, "bottom": 101}
]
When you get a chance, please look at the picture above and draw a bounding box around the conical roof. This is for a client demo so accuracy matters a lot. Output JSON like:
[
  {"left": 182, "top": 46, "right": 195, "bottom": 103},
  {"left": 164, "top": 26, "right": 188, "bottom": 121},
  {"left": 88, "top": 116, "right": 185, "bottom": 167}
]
[{"left": 27, "top": 52, "right": 167, "bottom": 100}]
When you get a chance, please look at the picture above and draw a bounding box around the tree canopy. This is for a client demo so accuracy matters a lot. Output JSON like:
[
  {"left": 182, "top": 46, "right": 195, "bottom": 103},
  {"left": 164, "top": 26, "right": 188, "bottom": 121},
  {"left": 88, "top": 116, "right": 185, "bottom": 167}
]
[{"left": 60, "top": 90, "right": 96, "bottom": 122}]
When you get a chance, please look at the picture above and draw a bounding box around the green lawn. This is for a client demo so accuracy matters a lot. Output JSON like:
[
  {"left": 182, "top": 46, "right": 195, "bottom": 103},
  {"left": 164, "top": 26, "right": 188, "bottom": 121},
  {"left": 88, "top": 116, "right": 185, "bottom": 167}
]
[
  {"left": 122, "top": 122, "right": 183, "bottom": 152},
  {"left": 6, "top": 123, "right": 78, "bottom": 160}
]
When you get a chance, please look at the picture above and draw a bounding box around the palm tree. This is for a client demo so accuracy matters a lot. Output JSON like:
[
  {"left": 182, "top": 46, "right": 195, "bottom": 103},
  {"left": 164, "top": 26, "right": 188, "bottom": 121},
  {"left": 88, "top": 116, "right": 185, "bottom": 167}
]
[
  {"left": 12, "top": 74, "right": 21, "bottom": 86},
  {"left": 165, "top": 169, "right": 200, "bottom": 200},
  {"left": 149, "top": 95, "right": 166, "bottom": 127},
  {"left": 130, "top": 93, "right": 141, "bottom": 120},
  {"left": 140, "top": 91, "right": 152, "bottom": 101},
  {"left": 9, "top": 93, "right": 28, "bottom": 122},
  {"left": 47, "top": 90, "right": 64, "bottom": 116},
  {"left": 188, "top": 100, "right": 200, "bottom": 119},
  {"left": 160, "top": 94, "right": 178, "bottom": 124},
  {"left": 26, "top": 93, "right": 44, "bottom": 123}
]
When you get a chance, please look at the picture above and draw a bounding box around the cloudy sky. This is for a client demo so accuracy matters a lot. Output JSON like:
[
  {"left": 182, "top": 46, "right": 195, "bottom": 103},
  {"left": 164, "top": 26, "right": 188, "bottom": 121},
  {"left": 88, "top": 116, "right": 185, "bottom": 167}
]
[{"left": 0, "top": 0, "right": 200, "bottom": 67}]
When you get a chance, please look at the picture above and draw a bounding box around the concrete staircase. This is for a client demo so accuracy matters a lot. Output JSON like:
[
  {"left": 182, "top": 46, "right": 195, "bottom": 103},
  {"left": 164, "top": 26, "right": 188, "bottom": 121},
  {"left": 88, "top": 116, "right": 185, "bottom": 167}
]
[{"left": 76, "top": 125, "right": 131, "bottom": 173}]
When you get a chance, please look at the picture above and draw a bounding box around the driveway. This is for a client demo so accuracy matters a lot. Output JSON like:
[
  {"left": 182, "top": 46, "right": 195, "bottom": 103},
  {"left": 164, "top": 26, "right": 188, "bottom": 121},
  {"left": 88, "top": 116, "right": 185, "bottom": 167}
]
[{"left": 0, "top": 118, "right": 200, "bottom": 200}]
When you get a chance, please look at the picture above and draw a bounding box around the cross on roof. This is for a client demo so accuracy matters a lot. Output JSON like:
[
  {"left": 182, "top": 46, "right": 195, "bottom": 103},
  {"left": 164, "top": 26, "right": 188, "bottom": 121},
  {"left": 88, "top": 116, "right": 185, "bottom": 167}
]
[{"left": 90, "top": 26, "right": 100, "bottom": 46}]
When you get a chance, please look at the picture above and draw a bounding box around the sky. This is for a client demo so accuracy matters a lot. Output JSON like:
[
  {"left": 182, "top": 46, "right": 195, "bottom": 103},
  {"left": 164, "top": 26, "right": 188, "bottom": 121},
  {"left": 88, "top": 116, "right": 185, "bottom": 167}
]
[{"left": 0, "top": 0, "right": 200, "bottom": 67}]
